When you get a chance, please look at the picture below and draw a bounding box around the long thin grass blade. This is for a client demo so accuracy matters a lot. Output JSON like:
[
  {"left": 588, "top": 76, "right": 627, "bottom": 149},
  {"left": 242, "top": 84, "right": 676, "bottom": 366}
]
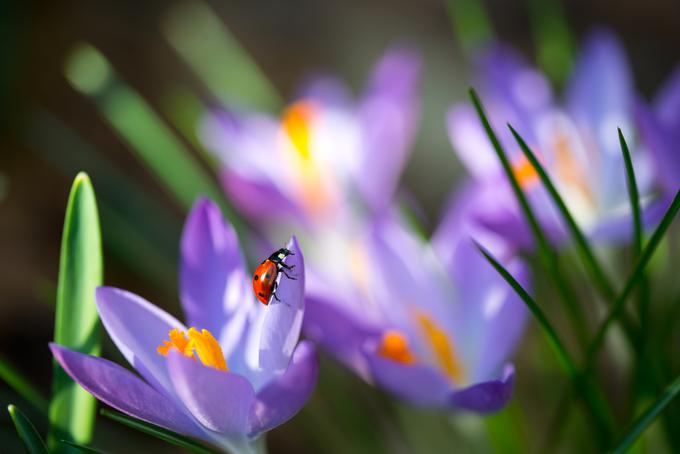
[
  {"left": 586, "top": 191, "right": 680, "bottom": 364},
  {"left": 48, "top": 173, "right": 102, "bottom": 452},
  {"left": 474, "top": 241, "right": 614, "bottom": 442},
  {"left": 63, "top": 43, "right": 245, "bottom": 237},
  {"left": 612, "top": 374, "right": 680, "bottom": 453},
  {"left": 101, "top": 409, "right": 219, "bottom": 454},
  {"left": 509, "top": 124, "right": 615, "bottom": 301},
  {"left": 469, "top": 88, "right": 589, "bottom": 348},
  {"left": 0, "top": 356, "right": 48, "bottom": 413},
  {"left": 59, "top": 440, "right": 106, "bottom": 453},
  {"left": 8, "top": 405, "right": 49, "bottom": 454}
]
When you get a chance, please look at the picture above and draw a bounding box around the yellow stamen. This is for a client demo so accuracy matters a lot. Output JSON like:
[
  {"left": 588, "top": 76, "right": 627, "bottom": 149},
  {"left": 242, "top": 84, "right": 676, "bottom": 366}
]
[
  {"left": 512, "top": 155, "right": 539, "bottom": 189},
  {"left": 378, "top": 330, "right": 416, "bottom": 364},
  {"left": 157, "top": 327, "right": 228, "bottom": 371},
  {"left": 282, "top": 101, "right": 316, "bottom": 159},
  {"left": 553, "top": 133, "right": 595, "bottom": 205},
  {"left": 416, "top": 312, "right": 465, "bottom": 384}
]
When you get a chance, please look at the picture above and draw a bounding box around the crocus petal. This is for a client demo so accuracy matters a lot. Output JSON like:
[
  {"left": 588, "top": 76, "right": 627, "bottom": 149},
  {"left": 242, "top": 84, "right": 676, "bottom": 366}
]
[
  {"left": 303, "top": 292, "right": 381, "bottom": 379},
  {"left": 364, "top": 344, "right": 453, "bottom": 407},
  {"left": 636, "top": 101, "right": 680, "bottom": 195},
  {"left": 655, "top": 64, "right": 680, "bottom": 130},
  {"left": 257, "top": 236, "right": 306, "bottom": 376},
  {"left": 449, "top": 364, "right": 515, "bottom": 413},
  {"left": 50, "top": 344, "right": 201, "bottom": 437},
  {"left": 96, "top": 286, "right": 186, "bottom": 398},
  {"left": 248, "top": 340, "right": 319, "bottom": 437},
  {"left": 180, "top": 197, "right": 253, "bottom": 355},
  {"left": 167, "top": 351, "right": 255, "bottom": 435},
  {"left": 567, "top": 29, "right": 632, "bottom": 156},
  {"left": 447, "top": 105, "right": 501, "bottom": 179},
  {"left": 356, "top": 46, "right": 421, "bottom": 210}
]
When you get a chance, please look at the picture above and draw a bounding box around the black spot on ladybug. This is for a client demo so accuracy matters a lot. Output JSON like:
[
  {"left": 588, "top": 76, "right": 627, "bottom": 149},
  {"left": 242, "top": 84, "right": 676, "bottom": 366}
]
[
  {"left": 265, "top": 274, "right": 271, "bottom": 280},
  {"left": 254, "top": 275, "right": 259, "bottom": 281},
  {"left": 258, "top": 292, "right": 265, "bottom": 298}
]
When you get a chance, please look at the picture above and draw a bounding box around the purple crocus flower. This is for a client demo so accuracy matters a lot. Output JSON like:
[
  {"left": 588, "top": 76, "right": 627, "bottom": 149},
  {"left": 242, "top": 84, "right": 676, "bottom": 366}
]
[
  {"left": 447, "top": 29, "right": 659, "bottom": 248},
  {"left": 636, "top": 64, "right": 680, "bottom": 197},
  {"left": 199, "top": 46, "right": 420, "bottom": 226},
  {"left": 50, "top": 198, "right": 318, "bottom": 453},
  {"left": 303, "top": 208, "right": 528, "bottom": 412}
]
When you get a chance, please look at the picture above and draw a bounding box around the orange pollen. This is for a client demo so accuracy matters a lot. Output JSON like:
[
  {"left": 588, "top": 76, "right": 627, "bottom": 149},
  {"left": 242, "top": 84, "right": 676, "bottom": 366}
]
[
  {"left": 416, "top": 312, "right": 465, "bottom": 384},
  {"left": 157, "top": 327, "right": 228, "bottom": 371},
  {"left": 378, "top": 330, "right": 416, "bottom": 364},
  {"left": 282, "top": 101, "right": 316, "bottom": 159},
  {"left": 512, "top": 155, "right": 539, "bottom": 189}
]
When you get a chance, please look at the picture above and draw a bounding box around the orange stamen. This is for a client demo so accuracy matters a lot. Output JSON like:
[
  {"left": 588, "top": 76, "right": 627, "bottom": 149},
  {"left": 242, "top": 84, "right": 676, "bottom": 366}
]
[
  {"left": 157, "top": 327, "right": 228, "bottom": 371},
  {"left": 416, "top": 312, "right": 465, "bottom": 384},
  {"left": 282, "top": 101, "right": 316, "bottom": 159},
  {"left": 378, "top": 330, "right": 416, "bottom": 364},
  {"left": 512, "top": 155, "right": 539, "bottom": 189}
]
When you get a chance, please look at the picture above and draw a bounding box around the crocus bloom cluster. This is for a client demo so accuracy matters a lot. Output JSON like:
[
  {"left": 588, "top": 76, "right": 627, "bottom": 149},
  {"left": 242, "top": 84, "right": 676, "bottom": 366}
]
[
  {"left": 448, "top": 30, "right": 660, "bottom": 247},
  {"left": 303, "top": 209, "right": 528, "bottom": 412},
  {"left": 51, "top": 198, "right": 318, "bottom": 453},
  {"left": 200, "top": 46, "right": 420, "bottom": 228}
]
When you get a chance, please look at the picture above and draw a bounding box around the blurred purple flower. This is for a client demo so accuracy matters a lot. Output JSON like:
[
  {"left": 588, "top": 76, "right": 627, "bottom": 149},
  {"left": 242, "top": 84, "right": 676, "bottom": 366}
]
[
  {"left": 636, "top": 64, "right": 680, "bottom": 197},
  {"left": 303, "top": 208, "right": 528, "bottom": 412},
  {"left": 200, "top": 46, "right": 421, "bottom": 226},
  {"left": 50, "top": 198, "right": 317, "bottom": 453},
  {"left": 448, "top": 29, "right": 661, "bottom": 248}
]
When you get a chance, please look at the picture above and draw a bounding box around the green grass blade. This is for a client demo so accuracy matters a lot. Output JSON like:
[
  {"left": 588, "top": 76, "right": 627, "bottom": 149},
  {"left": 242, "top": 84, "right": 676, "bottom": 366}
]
[
  {"left": 474, "top": 242, "right": 614, "bottom": 442},
  {"left": 8, "top": 405, "right": 49, "bottom": 454},
  {"left": 612, "top": 374, "right": 680, "bottom": 453},
  {"left": 509, "top": 124, "right": 616, "bottom": 301},
  {"left": 59, "top": 440, "right": 106, "bottom": 453},
  {"left": 527, "top": 0, "right": 574, "bottom": 86},
  {"left": 48, "top": 173, "right": 102, "bottom": 452},
  {"left": 469, "top": 88, "right": 589, "bottom": 348},
  {"left": 586, "top": 190, "right": 680, "bottom": 365},
  {"left": 446, "top": 0, "right": 494, "bottom": 58},
  {"left": 163, "top": 1, "right": 282, "bottom": 111},
  {"left": 101, "top": 409, "right": 219, "bottom": 454},
  {"left": 0, "top": 356, "right": 48, "bottom": 413},
  {"left": 63, "top": 43, "right": 245, "bottom": 237},
  {"left": 618, "top": 129, "right": 643, "bottom": 258}
]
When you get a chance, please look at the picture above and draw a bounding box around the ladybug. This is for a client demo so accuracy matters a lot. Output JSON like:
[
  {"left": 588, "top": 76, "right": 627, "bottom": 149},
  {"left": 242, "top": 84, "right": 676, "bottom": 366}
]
[{"left": 252, "top": 248, "right": 296, "bottom": 305}]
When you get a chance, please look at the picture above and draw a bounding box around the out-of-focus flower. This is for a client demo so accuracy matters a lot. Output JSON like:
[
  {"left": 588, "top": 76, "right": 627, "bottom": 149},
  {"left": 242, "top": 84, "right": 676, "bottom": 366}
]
[
  {"left": 448, "top": 29, "right": 659, "bottom": 247},
  {"left": 636, "top": 65, "right": 680, "bottom": 197},
  {"left": 50, "top": 198, "right": 317, "bottom": 453},
  {"left": 200, "top": 46, "right": 420, "bottom": 227},
  {"left": 303, "top": 209, "right": 528, "bottom": 412}
]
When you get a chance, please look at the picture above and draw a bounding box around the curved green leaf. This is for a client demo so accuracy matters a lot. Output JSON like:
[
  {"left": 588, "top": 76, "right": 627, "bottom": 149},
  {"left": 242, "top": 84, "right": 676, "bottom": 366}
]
[
  {"left": 48, "top": 172, "right": 103, "bottom": 452},
  {"left": 8, "top": 404, "right": 49, "bottom": 454},
  {"left": 0, "top": 356, "right": 48, "bottom": 413}
]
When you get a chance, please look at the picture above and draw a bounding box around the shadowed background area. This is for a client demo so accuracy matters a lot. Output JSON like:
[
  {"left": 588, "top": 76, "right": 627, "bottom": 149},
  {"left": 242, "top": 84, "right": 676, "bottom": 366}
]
[{"left": 1, "top": 0, "right": 679, "bottom": 452}]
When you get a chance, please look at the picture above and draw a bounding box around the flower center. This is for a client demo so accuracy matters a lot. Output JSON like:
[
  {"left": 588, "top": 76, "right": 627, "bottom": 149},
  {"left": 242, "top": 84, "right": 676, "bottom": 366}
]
[
  {"left": 282, "top": 101, "right": 316, "bottom": 160},
  {"left": 377, "top": 313, "right": 465, "bottom": 384},
  {"left": 378, "top": 330, "right": 415, "bottom": 364},
  {"left": 157, "top": 328, "right": 228, "bottom": 371},
  {"left": 512, "top": 155, "right": 539, "bottom": 189}
]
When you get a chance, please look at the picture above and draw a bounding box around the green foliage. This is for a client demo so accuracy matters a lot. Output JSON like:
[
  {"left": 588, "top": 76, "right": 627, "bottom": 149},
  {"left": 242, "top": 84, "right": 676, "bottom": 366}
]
[
  {"left": 8, "top": 405, "right": 49, "bottom": 454},
  {"left": 48, "top": 173, "right": 103, "bottom": 452}
]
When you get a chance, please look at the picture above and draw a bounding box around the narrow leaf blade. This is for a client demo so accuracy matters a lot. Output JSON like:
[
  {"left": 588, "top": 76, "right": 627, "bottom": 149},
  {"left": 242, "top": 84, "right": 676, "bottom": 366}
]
[
  {"left": 8, "top": 404, "right": 49, "bottom": 454},
  {"left": 101, "top": 409, "right": 218, "bottom": 454},
  {"left": 48, "top": 173, "right": 103, "bottom": 451},
  {"left": 612, "top": 374, "right": 680, "bottom": 453},
  {"left": 0, "top": 356, "right": 48, "bottom": 412}
]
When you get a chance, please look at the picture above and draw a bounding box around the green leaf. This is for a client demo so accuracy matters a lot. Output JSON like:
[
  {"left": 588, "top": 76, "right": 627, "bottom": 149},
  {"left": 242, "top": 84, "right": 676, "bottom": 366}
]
[
  {"left": 474, "top": 242, "right": 614, "bottom": 443},
  {"left": 468, "top": 88, "right": 589, "bottom": 348},
  {"left": 101, "top": 409, "right": 219, "bottom": 454},
  {"left": 509, "top": 124, "right": 616, "bottom": 302},
  {"left": 586, "top": 190, "right": 680, "bottom": 365},
  {"left": 8, "top": 404, "right": 49, "bottom": 454},
  {"left": 446, "top": 0, "right": 494, "bottom": 58},
  {"left": 612, "top": 374, "right": 680, "bottom": 453},
  {"left": 48, "top": 172, "right": 103, "bottom": 451},
  {"left": 526, "top": 0, "right": 574, "bottom": 86},
  {"left": 0, "top": 356, "right": 48, "bottom": 413},
  {"left": 59, "top": 440, "right": 106, "bottom": 453}
]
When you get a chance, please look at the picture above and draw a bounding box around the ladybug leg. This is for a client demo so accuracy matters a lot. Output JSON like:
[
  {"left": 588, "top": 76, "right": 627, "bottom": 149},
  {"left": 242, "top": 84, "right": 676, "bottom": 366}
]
[
  {"left": 270, "top": 281, "right": 291, "bottom": 307},
  {"left": 281, "top": 269, "right": 297, "bottom": 280},
  {"left": 281, "top": 263, "right": 295, "bottom": 270}
]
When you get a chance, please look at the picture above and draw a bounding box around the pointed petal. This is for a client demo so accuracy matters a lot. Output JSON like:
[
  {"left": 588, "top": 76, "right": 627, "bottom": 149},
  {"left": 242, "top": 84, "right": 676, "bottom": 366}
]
[
  {"left": 256, "top": 236, "right": 306, "bottom": 376},
  {"left": 180, "top": 197, "right": 253, "bottom": 355},
  {"left": 356, "top": 46, "right": 421, "bottom": 210},
  {"left": 449, "top": 364, "right": 515, "bottom": 413},
  {"left": 167, "top": 351, "right": 255, "bottom": 435},
  {"left": 50, "top": 344, "right": 201, "bottom": 437},
  {"left": 96, "top": 286, "right": 186, "bottom": 398},
  {"left": 248, "top": 341, "right": 318, "bottom": 437},
  {"left": 447, "top": 105, "right": 501, "bottom": 179}
]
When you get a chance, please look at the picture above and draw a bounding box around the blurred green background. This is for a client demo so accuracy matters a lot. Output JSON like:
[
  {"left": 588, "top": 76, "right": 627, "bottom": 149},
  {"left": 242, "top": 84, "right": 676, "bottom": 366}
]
[{"left": 1, "top": 0, "right": 680, "bottom": 452}]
